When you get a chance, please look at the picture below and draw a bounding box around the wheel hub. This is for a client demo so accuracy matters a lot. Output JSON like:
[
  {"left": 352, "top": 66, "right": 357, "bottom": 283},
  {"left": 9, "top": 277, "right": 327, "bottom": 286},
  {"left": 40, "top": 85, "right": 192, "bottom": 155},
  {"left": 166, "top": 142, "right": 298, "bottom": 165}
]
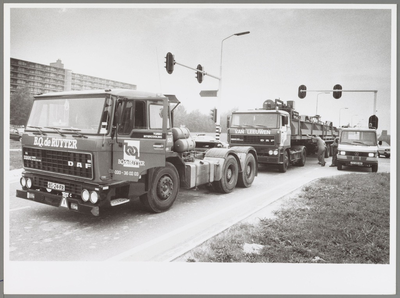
[{"left": 157, "top": 176, "right": 173, "bottom": 200}]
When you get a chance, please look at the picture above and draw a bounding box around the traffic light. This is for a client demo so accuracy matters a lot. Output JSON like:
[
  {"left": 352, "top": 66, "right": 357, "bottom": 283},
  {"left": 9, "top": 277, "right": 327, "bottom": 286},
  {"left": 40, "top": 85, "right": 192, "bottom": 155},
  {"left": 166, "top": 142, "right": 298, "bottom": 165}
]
[
  {"left": 196, "top": 64, "right": 203, "bottom": 83},
  {"left": 333, "top": 84, "right": 342, "bottom": 99},
  {"left": 298, "top": 85, "right": 307, "bottom": 99},
  {"left": 165, "top": 52, "right": 175, "bottom": 74},
  {"left": 210, "top": 108, "right": 217, "bottom": 122},
  {"left": 368, "top": 115, "right": 378, "bottom": 129}
]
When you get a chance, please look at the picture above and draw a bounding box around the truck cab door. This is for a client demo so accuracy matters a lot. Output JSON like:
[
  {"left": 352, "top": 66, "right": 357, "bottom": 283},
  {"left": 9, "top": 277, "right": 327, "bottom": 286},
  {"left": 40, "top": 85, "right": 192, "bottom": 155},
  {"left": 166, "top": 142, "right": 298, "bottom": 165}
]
[
  {"left": 281, "top": 115, "right": 291, "bottom": 146},
  {"left": 111, "top": 98, "right": 170, "bottom": 182}
]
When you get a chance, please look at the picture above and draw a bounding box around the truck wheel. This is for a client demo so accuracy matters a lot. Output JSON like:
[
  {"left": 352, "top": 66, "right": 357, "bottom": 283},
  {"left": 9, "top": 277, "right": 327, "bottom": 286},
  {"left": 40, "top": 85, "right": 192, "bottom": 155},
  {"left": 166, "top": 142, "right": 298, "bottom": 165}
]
[
  {"left": 337, "top": 162, "right": 343, "bottom": 171},
  {"left": 372, "top": 164, "right": 378, "bottom": 172},
  {"left": 279, "top": 150, "right": 289, "bottom": 173},
  {"left": 325, "top": 145, "right": 330, "bottom": 158},
  {"left": 140, "top": 162, "right": 179, "bottom": 213},
  {"left": 213, "top": 155, "right": 238, "bottom": 193},
  {"left": 296, "top": 148, "right": 306, "bottom": 167},
  {"left": 237, "top": 154, "right": 256, "bottom": 188}
]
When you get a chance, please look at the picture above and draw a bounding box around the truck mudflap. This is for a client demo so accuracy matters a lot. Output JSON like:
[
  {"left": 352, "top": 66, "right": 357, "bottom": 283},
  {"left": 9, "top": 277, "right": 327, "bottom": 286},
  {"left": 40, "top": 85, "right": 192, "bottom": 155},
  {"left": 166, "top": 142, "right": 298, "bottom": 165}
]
[{"left": 16, "top": 189, "right": 100, "bottom": 216}]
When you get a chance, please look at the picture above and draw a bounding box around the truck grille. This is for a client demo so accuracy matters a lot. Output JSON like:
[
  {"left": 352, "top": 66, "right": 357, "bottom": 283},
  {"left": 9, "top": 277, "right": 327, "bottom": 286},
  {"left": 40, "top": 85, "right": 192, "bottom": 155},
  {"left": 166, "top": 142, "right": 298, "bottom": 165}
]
[
  {"left": 346, "top": 152, "right": 370, "bottom": 157},
  {"left": 22, "top": 147, "right": 93, "bottom": 179},
  {"left": 232, "top": 136, "right": 275, "bottom": 145}
]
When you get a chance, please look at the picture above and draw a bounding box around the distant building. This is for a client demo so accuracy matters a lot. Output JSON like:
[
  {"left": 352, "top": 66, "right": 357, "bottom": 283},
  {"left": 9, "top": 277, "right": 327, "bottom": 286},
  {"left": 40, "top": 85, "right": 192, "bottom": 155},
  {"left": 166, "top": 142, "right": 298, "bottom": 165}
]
[{"left": 10, "top": 58, "right": 137, "bottom": 95}]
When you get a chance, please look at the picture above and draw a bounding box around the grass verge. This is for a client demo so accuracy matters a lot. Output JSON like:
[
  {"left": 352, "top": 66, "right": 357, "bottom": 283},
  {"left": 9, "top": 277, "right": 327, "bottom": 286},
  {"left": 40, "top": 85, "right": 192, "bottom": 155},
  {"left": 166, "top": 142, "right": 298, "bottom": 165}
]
[{"left": 177, "top": 173, "right": 390, "bottom": 264}]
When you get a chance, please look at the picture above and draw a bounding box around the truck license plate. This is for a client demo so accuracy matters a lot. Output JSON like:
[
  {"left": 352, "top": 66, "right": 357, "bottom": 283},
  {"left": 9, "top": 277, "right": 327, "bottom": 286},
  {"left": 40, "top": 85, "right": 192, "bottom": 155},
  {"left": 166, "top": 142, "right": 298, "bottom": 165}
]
[
  {"left": 350, "top": 161, "right": 363, "bottom": 166},
  {"left": 47, "top": 182, "right": 65, "bottom": 191}
]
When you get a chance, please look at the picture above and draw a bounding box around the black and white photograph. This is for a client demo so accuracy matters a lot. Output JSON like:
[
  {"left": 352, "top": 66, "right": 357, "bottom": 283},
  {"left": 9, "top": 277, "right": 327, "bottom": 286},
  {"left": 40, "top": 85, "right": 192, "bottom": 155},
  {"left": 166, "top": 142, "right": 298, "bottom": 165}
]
[{"left": 3, "top": 2, "right": 396, "bottom": 295}]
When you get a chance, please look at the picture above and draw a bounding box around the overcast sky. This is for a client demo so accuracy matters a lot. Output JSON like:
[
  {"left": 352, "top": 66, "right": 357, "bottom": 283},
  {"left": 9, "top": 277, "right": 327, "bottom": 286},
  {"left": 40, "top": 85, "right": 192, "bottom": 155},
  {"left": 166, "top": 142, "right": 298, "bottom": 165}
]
[{"left": 7, "top": 4, "right": 394, "bottom": 133}]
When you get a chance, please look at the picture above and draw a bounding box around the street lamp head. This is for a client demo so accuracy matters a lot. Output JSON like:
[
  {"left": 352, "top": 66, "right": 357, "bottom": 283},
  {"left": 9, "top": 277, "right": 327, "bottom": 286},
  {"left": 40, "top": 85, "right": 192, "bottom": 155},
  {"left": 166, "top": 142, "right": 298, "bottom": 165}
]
[{"left": 234, "top": 31, "right": 250, "bottom": 36}]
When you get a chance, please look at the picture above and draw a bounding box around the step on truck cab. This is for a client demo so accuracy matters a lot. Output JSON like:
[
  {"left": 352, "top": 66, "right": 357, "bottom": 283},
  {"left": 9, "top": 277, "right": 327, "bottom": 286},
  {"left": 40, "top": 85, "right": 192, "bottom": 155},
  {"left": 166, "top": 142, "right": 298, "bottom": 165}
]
[{"left": 16, "top": 89, "right": 257, "bottom": 216}]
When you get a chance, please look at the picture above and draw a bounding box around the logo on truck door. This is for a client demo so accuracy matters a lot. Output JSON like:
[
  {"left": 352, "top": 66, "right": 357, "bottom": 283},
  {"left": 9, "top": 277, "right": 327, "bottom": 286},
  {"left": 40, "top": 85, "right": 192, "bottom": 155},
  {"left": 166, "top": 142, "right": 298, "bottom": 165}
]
[{"left": 117, "top": 140, "right": 145, "bottom": 168}]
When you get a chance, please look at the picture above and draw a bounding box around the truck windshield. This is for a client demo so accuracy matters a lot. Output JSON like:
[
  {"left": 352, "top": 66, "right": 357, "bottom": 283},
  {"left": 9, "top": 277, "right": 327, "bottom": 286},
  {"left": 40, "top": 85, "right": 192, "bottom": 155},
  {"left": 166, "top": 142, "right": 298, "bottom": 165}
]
[
  {"left": 340, "top": 131, "right": 377, "bottom": 146},
  {"left": 27, "top": 97, "right": 106, "bottom": 134},
  {"left": 231, "top": 113, "right": 279, "bottom": 128}
]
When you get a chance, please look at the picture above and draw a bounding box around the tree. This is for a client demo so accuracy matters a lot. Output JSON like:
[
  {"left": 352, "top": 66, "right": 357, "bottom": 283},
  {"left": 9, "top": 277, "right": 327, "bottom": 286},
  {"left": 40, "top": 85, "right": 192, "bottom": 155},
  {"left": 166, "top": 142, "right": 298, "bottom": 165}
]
[{"left": 10, "top": 87, "right": 33, "bottom": 125}]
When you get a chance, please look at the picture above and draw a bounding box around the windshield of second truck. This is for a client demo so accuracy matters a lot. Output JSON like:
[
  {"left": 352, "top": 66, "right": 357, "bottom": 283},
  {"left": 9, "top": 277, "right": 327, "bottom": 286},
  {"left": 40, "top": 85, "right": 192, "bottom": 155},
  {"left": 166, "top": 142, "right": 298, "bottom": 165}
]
[
  {"left": 27, "top": 97, "right": 106, "bottom": 134},
  {"left": 340, "top": 131, "right": 377, "bottom": 146},
  {"left": 231, "top": 113, "right": 279, "bottom": 128}
]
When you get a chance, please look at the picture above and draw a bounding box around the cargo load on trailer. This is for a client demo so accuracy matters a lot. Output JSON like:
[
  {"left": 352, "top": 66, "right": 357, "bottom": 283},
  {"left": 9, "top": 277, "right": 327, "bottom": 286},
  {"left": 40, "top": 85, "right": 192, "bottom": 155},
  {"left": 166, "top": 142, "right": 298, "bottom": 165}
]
[
  {"left": 16, "top": 89, "right": 258, "bottom": 216},
  {"left": 227, "top": 99, "right": 338, "bottom": 172}
]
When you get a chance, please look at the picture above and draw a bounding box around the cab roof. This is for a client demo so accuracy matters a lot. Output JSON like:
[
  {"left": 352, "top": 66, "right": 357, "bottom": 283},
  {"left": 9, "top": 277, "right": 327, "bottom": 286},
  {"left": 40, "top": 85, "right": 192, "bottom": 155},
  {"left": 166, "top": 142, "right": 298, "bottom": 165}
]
[
  {"left": 34, "top": 89, "right": 180, "bottom": 104},
  {"left": 340, "top": 127, "right": 376, "bottom": 132}
]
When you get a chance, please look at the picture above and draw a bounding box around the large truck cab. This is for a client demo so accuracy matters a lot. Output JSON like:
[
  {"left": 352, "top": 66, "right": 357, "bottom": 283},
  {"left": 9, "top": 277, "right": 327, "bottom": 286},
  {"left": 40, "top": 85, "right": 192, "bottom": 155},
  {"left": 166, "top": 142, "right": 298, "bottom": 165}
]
[
  {"left": 17, "top": 89, "right": 177, "bottom": 215},
  {"left": 229, "top": 108, "right": 291, "bottom": 158}
]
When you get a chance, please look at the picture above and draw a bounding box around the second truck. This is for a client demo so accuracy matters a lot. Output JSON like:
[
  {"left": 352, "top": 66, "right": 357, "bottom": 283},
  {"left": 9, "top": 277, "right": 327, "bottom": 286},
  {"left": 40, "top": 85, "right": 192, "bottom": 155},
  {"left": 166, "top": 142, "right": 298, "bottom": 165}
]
[{"left": 227, "top": 99, "right": 338, "bottom": 172}]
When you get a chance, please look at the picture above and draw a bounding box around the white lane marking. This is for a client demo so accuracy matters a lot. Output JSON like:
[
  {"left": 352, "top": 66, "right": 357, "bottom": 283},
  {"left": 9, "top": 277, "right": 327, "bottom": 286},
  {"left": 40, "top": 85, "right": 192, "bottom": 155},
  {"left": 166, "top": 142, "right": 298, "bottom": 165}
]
[
  {"left": 10, "top": 206, "right": 31, "bottom": 212},
  {"left": 105, "top": 174, "right": 316, "bottom": 262}
]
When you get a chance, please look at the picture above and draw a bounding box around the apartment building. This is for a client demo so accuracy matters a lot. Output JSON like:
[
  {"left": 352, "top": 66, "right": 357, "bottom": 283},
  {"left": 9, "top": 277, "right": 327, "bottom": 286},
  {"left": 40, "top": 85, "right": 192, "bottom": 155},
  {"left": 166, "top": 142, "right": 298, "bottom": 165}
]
[{"left": 10, "top": 58, "right": 137, "bottom": 95}]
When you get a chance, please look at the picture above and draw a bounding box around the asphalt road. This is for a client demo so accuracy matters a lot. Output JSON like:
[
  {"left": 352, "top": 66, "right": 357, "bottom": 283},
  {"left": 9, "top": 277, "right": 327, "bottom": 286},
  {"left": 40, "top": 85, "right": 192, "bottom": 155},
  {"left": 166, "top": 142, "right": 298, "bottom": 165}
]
[{"left": 7, "top": 155, "right": 391, "bottom": 262}]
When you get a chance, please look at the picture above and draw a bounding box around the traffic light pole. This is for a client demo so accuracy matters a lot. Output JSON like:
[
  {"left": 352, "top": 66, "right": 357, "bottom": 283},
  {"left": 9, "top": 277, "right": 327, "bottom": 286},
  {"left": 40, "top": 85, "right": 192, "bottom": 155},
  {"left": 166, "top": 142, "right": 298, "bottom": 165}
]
[
  {"left": 300, "top": 89, "right": 378, "bottom": 115},
  {"left": 174, "top": 62, "right": 220, "bottom": 80}
]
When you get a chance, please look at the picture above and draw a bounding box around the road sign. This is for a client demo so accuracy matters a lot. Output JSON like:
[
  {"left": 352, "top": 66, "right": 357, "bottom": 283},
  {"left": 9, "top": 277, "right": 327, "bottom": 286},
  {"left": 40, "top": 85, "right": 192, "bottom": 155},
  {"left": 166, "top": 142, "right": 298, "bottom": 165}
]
[{"left": 200, "top": 90, "right": 218, "bottom": 97}]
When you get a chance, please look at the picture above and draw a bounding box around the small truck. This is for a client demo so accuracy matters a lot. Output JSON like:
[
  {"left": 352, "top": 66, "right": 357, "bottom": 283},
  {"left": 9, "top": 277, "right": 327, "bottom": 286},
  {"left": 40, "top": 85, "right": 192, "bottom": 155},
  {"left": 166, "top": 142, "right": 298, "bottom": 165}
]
[
  {"left": 337, "top": 127, "right": 379, "bottom": 172},
  {"left": 16, "top": 89, "right": 257, "bottom": 216},
  {"left": 228, "top": 99, "right": 338, "bottom": 172}
]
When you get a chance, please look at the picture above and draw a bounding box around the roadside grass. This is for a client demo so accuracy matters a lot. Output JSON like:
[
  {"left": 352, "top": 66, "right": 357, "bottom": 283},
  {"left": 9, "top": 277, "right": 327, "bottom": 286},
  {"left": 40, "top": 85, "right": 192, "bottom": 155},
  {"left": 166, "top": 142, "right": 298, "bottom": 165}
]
[{"left": 179, "top": 173, "right": 390, "bottom": 264}]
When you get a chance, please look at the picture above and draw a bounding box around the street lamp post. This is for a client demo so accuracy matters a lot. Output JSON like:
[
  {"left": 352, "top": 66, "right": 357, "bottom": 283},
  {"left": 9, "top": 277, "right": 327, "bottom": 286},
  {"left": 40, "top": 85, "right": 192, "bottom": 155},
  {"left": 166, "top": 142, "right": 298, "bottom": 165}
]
[
  {"left": 216, "top": 31, "right": 250, "bottom": 140},
  {"left": 339, "top": 107, "right": 348, "bottom": 127}
]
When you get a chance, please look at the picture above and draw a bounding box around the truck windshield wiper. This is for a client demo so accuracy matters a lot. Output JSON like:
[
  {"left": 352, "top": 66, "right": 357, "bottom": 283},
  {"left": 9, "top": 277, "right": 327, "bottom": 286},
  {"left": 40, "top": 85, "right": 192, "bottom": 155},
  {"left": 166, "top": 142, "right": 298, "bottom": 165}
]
[
  {"left": 44, "top": 126, "right": 66, "bottom": 137},
  {"left": 27, "top": 125, "right": 47, "bottom": 136},
  {"left": 61, "top": 128, "right": 88, "bottom": 138}
]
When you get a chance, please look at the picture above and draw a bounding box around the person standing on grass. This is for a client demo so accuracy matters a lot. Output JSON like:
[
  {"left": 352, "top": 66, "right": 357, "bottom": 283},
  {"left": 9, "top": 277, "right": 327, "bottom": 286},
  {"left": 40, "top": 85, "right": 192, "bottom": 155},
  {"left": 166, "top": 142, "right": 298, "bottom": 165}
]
[
  {"left": 330, "top": 137, "right": 339, "bottom": 167},
  {"left": 308, "top": 134, "right": 326, "bottom": 166}
]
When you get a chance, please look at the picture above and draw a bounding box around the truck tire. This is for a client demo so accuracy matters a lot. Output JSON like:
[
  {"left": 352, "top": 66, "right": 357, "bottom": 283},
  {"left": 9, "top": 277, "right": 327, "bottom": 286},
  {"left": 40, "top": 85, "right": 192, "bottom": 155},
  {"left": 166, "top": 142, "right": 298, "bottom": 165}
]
[
  {"left": 295, "top": 148, "right": 306, "bottom": 167},
  {"left": 140, "top": 162, "right": 180, "bottom": 213},
  {"left": 372, "top": 164, "right": 378, "bottom": 172},
  {"left": 213, "top": 155, "right": 238, "bottom": 193},
  {"left": 337, "top": 162, "right": 343, "bottom": 171},
  {"left": 325, "top": 145, "right": 330, "bottom": 158},
  {"left": 237, "top": 154, "right": 256, "bottom": 188},
  {"left": 279, "top": 150, "right": 289, "bottom": 173}
]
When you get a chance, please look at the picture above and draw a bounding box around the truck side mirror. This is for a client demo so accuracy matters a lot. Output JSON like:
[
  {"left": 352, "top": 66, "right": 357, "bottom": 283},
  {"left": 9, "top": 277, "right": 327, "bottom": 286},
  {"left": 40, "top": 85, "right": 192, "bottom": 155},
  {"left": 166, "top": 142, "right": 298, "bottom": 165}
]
[{"left": 378, "top": 140, "right": 382, "bottom": 146}]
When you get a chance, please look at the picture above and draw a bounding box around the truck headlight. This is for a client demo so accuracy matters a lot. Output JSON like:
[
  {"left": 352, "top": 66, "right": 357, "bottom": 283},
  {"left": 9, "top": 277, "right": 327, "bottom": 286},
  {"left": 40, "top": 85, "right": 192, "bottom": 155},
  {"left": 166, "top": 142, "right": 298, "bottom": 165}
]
[
  {"left": 368, "top": 152, "right": 375, "bottom": 157},
  {"left": 81, "top": 189, "right": 90, "bottom": 202},
  {"left": 339, "top": 151, "right": 346, "bottom": 155},
  {"left": 26, "top": 178, "right": 32, "bottom": 189},
  {"left": 90, "top": 191, "right": 99, "bottom": 204},
  {"left": 20, "top": 177, "right": 27, "bottom": 187},
  {"left": 274, "top": 150, "right": 278, "bottom": 155}
]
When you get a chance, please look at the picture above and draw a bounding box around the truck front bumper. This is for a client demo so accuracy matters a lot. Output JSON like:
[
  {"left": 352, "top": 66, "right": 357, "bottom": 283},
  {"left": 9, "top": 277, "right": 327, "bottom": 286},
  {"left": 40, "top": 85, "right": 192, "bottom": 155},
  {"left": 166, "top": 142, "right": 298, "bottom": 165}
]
[
  {"left": 16, "top": 189, "right": 100, "bottom": 216},
  {"left": 337, "top": 155, "right": 378, "bottom": 167}
]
